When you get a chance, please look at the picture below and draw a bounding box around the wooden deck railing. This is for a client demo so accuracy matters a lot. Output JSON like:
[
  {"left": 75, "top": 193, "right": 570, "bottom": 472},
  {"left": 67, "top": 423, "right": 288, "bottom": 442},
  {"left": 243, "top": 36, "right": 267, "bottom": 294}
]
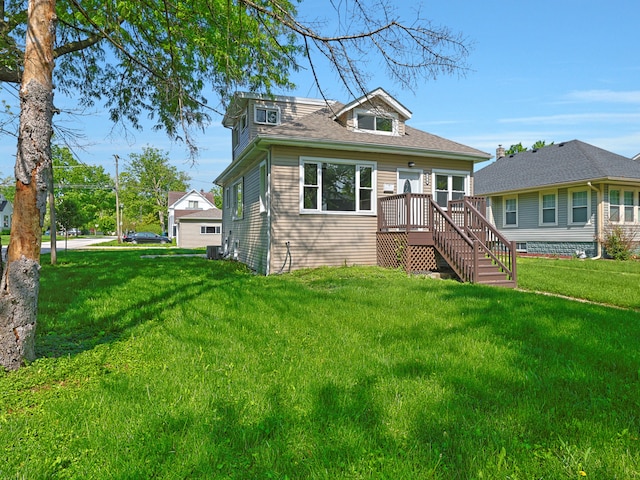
[
  {"left": 448, "top": 197, "right": 517, "bottom": 284},
  {"left": 430, "top": 199, "right": 479, "bottom": 283},
  {"left": 378, "top": 194, "right": 517, "bottom": 285},
  {"left": 378, "top": 193, "right": 432, "bottom": 231}
]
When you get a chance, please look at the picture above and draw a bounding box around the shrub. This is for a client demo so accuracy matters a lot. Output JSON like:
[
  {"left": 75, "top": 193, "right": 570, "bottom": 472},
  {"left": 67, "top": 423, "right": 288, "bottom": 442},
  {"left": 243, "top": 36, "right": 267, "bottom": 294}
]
[{"left": 600, "top": 224, "right": 639, "bottom": 260}]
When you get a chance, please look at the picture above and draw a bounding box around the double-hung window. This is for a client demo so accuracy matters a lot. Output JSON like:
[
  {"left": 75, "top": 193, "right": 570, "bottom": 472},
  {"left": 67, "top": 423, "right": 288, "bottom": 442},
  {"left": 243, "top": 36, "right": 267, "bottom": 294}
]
[
  {"left": 433, "top": 171, "right": 468, "bottom": 208},
  {"left": 504, "top": 196, "right": 518, "bottom": 227},
  {"left": 540, "top": 191, "right": 557, "bottom": 225},
  {"left": 569, "top": 189, "right": 589, "bottom": 224},
  {"left": 610, "top": 188, "right": 637, "bottom": 223},
  {"left": 301, "top": 158, "right": 376, "bottom": 214}
]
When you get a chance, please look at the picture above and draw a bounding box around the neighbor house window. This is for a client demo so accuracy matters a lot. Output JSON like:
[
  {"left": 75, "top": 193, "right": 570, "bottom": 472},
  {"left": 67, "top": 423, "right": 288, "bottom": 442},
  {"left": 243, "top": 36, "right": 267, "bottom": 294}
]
[
  {"left": 301, "top": 158, "right": 376, "bottom": 213},
  {"left": 609, "top": 189, "right": 620, "bottom": 222},
  {"left": 540, "top": 191, "right": 557, "bottom": 225},
  {"left": 624, "top": 191, "right": 634, "bottom": 223},
  {"left": 201, "top": 226, "right": 221, "bottom": 234},
  {"left": 433, "top": 171, "right": 468, "bottom": 208},
  {"left": 569, "top": 189, "right": 589, "bottom": 224},
  {"left": 188, "top": 200, "right": 199, "bottom": 209},
  {"left": 232, "top": 179, "right": 243, "bottom": 219},
  {"left": 609, "top": 188, "right": 636, "bottom": 223},
  {"left": 504, "top": 196, "right": 518, "bottom": 227},
  {"left": 255, "top": 106, "right": 279, "bottom": 125},
  {"left": 355, "top": 109, "right": 397, "bottom": 135}
]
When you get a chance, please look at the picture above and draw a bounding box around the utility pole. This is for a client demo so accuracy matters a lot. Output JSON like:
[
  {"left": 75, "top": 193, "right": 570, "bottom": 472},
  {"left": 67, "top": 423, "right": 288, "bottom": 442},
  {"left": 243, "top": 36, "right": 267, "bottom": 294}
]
[{"left": 114, "top": 154, "right": 121, "bottom": 243}]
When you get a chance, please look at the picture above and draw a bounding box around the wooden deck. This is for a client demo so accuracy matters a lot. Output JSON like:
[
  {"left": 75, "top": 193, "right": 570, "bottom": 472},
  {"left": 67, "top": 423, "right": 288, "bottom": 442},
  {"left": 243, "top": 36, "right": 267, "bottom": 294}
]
[{"left": 377, "top": 194, "right": 517, "bottom": 287}]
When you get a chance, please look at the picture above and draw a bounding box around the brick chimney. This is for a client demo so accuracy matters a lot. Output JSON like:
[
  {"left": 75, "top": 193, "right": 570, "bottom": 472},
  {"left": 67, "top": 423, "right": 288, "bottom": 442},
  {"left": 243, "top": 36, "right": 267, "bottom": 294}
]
[{"left": 496, "top": 144, "right": 506, "bottom": 159}]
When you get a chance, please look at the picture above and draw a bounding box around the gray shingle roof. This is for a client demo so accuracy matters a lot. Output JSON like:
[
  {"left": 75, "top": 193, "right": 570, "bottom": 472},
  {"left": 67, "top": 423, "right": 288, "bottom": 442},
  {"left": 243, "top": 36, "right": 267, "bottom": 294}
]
[
  {"left": 474, "top": 140, "right": 640, "bottom": 195},
  {"left": 256, "top": 103, "right": 490, "bottom": 160}
]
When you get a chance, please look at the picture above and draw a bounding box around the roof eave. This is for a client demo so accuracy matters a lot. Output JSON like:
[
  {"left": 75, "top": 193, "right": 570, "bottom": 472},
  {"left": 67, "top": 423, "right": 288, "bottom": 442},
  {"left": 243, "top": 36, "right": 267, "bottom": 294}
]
[{"left": 215, "top": 135, "right": 490, "bottom": 184}]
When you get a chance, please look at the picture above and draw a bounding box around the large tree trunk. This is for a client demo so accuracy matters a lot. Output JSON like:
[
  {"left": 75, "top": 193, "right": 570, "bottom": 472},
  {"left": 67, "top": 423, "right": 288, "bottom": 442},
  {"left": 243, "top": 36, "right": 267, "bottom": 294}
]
[{"left": 0, "top": 0, "right": 56, "bottom": 371}]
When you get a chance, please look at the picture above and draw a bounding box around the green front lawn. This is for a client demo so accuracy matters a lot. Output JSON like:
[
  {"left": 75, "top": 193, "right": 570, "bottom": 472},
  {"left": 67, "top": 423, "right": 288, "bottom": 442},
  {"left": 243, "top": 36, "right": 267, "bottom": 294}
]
[{"left": 0, "top": 252, "right": 638, "bottom": 479}]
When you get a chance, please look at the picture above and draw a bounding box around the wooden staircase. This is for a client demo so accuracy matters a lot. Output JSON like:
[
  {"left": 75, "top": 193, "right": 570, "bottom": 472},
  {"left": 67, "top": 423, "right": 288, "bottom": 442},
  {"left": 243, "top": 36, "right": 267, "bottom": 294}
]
[{"left": 377, "top": 194, "right": 517, "bottom": 288}]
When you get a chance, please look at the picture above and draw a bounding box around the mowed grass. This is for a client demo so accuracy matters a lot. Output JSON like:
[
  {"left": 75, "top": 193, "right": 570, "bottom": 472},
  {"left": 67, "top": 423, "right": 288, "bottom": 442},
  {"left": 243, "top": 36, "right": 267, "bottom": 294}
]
[{"left": 1, "top": 252, "right": 639, "bottom": 479}]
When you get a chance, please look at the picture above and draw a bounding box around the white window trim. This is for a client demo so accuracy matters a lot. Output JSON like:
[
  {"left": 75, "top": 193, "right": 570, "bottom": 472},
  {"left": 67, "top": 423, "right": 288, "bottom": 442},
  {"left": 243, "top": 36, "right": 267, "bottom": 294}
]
[
  {"left": 539, "top": 190, "right": 558, "bottom": 226},
  {"left": 254, "top": 104, "right": 280, "bottom": 125},
  {"left": 200, "top": 225, "right": 221, "bottom": 234},
  {"left": 503, "top": 195, "right": 518, "bottom": 228},
  {"left": 299, "top": 156, "right": 377, "bottom": 215},
  {"left": 609, "top": 187, "right": 639, "bottom": 224},
  {"left": 432, "top": 169, "right": 470, "bottom": 208},
  {"left": 354, "top": 108, "right": 399, "bottom": 136},
  {"left": 568, "top": 187, "right": 591, "bottom": 225}
]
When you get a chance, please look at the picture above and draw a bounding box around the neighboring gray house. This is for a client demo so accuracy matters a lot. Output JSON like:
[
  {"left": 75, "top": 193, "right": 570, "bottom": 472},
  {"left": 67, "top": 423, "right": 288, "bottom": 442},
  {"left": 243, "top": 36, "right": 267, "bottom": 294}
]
[
  {"left": 168, "top": 189, "right": 222, "bottom": 247},
  {"left": 475, "top": 140, "right": 640, "bottom": 258},
  {"left": 215, "top": 88, "right": 502, "bottom": 277},
  {"left": 0, "top": 194, "right": 12, "bottom": 232}
]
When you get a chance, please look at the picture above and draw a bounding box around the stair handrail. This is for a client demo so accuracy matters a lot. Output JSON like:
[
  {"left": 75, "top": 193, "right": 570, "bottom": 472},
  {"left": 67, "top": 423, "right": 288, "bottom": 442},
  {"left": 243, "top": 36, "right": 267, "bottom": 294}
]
[
  {"left": 459, "top": 197, "right": 517, "bottom": 283},
  {"left": 429, "top": 197, "right": 478, "bottom": 283}
]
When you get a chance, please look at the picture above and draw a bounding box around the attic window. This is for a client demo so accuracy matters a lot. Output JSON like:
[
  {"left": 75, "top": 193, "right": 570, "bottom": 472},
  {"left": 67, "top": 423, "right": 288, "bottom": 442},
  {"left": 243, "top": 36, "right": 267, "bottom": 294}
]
[
  {"left": 255, "top": 106, "right": 279, "bottom": 125},
  {"left": 355, "top": 109, "right": 397, "bottom": 135}
]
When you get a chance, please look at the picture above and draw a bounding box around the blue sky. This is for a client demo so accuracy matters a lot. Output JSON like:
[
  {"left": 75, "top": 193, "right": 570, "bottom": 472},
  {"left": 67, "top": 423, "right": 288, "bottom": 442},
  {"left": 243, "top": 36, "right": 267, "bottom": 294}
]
[{"left": 1, "top": 0, "right": 639, "bottom": 189}]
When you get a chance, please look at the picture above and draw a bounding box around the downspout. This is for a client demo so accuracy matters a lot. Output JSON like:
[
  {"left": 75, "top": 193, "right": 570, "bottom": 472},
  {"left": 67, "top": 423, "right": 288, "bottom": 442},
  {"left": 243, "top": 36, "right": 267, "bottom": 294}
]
[{"left": 587, "top": 182, "right": 602, "bottom": 259}]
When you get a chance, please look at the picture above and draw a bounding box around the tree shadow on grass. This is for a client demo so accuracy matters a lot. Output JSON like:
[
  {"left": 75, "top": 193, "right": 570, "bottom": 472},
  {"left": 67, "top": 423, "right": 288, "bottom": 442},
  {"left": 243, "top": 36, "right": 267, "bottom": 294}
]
[{"left": 36, "top": 250, "right": 252, "bottom": 359}]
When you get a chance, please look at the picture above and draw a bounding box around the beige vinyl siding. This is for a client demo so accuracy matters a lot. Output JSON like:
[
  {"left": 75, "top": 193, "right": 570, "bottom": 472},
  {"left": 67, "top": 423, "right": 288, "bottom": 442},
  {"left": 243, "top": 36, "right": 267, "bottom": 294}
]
[
  {"left": 223, "top": 157, "right": 270, "bottom": 274},
  {"left": 268, "top": 145, "right": 475, "bottom": 272},
  {"left": 178, "top": 220, "right": 222, "bottom": 248}
]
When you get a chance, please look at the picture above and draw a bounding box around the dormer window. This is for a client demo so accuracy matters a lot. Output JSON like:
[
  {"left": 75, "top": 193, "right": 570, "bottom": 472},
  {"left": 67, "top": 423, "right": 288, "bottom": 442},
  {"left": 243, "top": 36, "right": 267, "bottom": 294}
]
[
  {"left": 355, "top": 109, "right": 397, "bottom": 135},
  {"left": 255, "top": 106, "right": 280, "bottom": 125}
]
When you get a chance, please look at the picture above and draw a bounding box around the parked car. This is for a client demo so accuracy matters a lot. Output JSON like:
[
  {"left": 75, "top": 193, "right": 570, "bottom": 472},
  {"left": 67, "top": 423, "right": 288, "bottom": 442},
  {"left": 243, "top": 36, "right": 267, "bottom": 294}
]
[{"left": 122, "top": 232, "right": 170, "bottom": 244}]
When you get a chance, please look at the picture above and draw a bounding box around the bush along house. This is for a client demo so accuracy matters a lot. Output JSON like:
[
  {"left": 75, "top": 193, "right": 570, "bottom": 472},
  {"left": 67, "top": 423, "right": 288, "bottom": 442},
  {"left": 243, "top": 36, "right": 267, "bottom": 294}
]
[{"left": 215, "top": 88, "right": 516, "bottom": 287}]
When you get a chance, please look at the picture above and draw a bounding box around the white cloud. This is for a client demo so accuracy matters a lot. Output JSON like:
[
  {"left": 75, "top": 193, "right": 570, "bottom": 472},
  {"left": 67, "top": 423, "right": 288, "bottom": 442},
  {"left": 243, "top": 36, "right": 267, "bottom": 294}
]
[
  {"left": 498, "top": 113, "right": 640, "bottom": 125},
  {"left": 564, "top": 89, "right": 640, "bottom": 104}
]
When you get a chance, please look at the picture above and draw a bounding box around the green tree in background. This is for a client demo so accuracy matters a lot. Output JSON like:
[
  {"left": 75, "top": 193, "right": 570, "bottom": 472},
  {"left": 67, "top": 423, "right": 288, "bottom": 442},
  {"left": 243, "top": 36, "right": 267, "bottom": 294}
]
[
  {"left": 505, "top": 140, "right": 554, "bottom": 156},
  {"left": 120, "top": 147, "right": 190, "bottom": 234},
  {"left": 52, "top": 145, "right": 115, "bottom": 234}
]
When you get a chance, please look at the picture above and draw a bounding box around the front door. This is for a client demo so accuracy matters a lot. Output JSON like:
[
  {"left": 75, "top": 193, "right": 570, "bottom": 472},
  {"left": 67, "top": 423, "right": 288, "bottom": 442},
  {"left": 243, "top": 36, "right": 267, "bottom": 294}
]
[
  {"left": 397, "top": 169, "right": 423, "bottom": 228},
  {"left": 398, "top": 169, "right": 422, "bottom": 194}
]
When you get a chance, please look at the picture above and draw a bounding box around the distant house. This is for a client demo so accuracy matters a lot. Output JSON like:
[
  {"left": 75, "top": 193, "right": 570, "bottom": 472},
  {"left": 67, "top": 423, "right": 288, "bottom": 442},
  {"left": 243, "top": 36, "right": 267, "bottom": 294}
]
[
  {"left": 214, "top": 88, "right": 517, "bottom": 286},
  {"left": 0, "top": 194, "right": 12, "bottom": 232},
  {"left": 167, "top": 189, "right": 222, "bottom": 248},
  {"left": 475, "top": 140, "right": 640, "bottom": 258}
]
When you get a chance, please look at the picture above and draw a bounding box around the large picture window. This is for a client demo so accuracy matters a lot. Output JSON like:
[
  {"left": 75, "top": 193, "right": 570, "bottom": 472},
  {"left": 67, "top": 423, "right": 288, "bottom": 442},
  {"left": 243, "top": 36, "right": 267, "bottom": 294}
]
[{"left": 301, "top": 158, "right": 376, "bottom": 214}]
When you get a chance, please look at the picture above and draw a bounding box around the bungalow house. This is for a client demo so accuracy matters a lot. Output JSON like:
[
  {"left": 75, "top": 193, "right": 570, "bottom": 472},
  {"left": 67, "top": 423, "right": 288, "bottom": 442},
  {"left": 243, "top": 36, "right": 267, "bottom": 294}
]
[
  {"left": 215, "top": 88, "right": 516, "bottom": 286},
  {"left": 474, "top": 140, "right": 640, "bottom": 258},
  {"left": 0, "top": 194, "right": 12, "bottom": 232},
  {"left": 168, "top": 189, "right": 222, "bottom": 248}
]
